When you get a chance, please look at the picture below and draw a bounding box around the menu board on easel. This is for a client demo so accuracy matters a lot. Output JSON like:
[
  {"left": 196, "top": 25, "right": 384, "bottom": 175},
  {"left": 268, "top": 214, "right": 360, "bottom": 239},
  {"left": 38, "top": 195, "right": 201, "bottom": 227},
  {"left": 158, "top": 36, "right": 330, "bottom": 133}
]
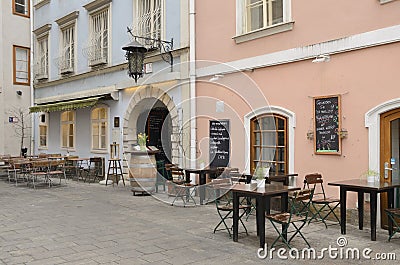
[
  {"left": 209, "top": 120, "right": 230, "bottom": 167},
  {"left": 314, "top": 95, "right": 341, "bottom": 154}
]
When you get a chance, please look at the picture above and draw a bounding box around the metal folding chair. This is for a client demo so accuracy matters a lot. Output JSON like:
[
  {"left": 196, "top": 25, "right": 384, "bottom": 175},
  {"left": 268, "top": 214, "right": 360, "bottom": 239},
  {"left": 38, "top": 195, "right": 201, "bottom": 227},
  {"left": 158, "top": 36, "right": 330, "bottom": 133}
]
[
  {"left": 167, "top": 165, "right": 197, "bottom": 207},
  {"left": 385, "top": 208, "right": 400, "bottom": 241},
  {"left": 207, "top": 178, "right": 251, "bottom": 238},
  {"left": 303, "top": 173, "right": 340, "bottom": 227},
  {"left": 266, "top": 188, "right": 314, "bottom": 249}
]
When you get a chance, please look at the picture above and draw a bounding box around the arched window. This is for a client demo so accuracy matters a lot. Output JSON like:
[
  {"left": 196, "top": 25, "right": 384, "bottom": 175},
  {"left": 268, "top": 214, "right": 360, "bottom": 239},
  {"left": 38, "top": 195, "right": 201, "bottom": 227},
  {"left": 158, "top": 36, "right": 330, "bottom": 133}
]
[
  {"left": 60, "top": 110, "right": 75, "bottom": 148},
  {"left": 250, "top": 114, "right": 288, "bottom": 174},
  {"left": 91, "top": 107, "right": 108, "bottom": 150}
]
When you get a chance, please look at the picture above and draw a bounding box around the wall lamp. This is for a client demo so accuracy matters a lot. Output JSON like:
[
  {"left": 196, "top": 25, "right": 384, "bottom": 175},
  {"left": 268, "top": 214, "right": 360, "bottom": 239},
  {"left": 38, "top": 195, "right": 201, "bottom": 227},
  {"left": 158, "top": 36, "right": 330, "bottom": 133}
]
[
  {"left": 122, "top": 27, "right": 173, "bottom": 83},
  {"left": 312, "top": 54, "right": 330, "bottom": 63},
  {"left": 16, "top": 90, "right": 22, "bottom": 96},
  {"left": 209, "top": 74, "right": 224, "bottom": 82}
]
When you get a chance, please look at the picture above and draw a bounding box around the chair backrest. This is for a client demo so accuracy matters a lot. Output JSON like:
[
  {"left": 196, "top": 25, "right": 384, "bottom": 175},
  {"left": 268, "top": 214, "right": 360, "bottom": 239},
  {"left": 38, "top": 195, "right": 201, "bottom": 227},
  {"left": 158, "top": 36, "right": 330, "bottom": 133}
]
[
  {"left": 165, "top": 164, "right": 185, "bottom": 182},
  {"left": 303, "top": 173, "right": 327, "bottom": 200},
  {"left": 209, "top": 178, "right": 233, "bottom": 205},
  {"left": 288, "top": 188, "right": 314, "bottom": 221}
]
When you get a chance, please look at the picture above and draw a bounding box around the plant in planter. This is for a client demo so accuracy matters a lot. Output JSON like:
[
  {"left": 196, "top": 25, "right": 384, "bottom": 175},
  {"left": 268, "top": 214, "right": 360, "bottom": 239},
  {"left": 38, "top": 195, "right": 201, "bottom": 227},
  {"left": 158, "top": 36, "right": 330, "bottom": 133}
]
[
  {"left": 137, "top": 133, "right": 148, "bottom": 151},
  {"left": 254, "top": 166, "right": 270, "bottom": 187},
  {"left": 362, "top": 169, "right": 380, "bottom": 183}
]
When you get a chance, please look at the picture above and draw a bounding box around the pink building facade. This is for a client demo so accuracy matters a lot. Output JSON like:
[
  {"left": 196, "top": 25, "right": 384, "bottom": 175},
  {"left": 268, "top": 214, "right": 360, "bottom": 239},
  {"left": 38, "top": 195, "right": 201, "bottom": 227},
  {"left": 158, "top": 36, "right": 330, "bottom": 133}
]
[{"left": 194, "top": 0, "right": 400, "bottom": 219}]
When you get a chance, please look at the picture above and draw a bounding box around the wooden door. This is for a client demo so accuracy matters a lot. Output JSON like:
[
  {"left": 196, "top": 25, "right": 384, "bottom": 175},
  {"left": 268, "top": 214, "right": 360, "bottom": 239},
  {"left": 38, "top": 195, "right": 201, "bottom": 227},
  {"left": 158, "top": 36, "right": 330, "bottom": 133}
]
[{"left": 380, "top": 109, "right": 400, "bottom": 228}]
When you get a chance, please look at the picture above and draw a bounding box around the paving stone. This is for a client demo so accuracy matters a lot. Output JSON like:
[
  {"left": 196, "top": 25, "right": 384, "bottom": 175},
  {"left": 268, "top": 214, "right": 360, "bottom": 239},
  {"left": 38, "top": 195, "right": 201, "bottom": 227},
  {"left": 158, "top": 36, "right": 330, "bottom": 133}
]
[{"left": 0, "top": 180, "right": 399, "bottom": 265}]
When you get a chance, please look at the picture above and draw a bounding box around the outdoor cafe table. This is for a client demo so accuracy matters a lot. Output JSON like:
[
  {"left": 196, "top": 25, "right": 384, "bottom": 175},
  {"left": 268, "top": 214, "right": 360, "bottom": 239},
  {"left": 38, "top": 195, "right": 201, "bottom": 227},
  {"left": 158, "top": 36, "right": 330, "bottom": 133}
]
[
  {"left": 231, "top": 183, "right": 300, "bottom": 248},
  {"left": 328, "top": 178, "right": 400, "bottom": 241},
  {"left": 184, "top": 167, "right": 221, "bottom": 205}
]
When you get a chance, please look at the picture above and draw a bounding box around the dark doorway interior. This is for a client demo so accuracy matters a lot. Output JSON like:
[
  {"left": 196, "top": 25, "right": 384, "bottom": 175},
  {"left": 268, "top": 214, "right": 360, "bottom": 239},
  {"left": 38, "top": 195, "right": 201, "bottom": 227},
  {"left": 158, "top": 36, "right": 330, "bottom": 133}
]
[{"left": 145, "top": 107, "right": 171, "bottom": 164}]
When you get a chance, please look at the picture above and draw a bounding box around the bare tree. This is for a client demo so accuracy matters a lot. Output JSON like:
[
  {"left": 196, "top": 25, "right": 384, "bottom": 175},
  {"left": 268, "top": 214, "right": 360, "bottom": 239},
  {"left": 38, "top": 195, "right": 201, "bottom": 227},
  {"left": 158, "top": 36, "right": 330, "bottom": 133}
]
[{"left": 7, "top": 107, "right": 32, "bottom": 156}]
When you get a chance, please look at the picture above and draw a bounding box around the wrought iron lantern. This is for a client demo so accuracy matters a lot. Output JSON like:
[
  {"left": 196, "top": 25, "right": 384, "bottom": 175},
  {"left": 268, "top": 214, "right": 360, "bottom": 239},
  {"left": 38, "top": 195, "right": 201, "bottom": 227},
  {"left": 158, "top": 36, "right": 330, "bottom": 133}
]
[
  {"left": 122, "top": 40, "right": 147, "bottom": 83},
  {"left": 122, "top": 27, "right": 173, "bottom": 83}
]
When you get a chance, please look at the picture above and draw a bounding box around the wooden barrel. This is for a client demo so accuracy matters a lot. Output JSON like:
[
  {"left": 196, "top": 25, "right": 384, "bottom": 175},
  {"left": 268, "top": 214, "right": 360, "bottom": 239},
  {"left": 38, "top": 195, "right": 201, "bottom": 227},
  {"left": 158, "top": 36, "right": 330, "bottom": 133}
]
[{"left": 129, "top": 151, "right": 158, "bottom": 194}]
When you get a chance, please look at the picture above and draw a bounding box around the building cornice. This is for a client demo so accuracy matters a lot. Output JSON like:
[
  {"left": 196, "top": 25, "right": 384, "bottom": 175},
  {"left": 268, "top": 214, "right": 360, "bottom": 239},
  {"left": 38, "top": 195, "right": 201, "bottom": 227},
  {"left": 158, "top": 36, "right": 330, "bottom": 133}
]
[{"left": 197, "top": 24, "right": 400, "bottom": 78}]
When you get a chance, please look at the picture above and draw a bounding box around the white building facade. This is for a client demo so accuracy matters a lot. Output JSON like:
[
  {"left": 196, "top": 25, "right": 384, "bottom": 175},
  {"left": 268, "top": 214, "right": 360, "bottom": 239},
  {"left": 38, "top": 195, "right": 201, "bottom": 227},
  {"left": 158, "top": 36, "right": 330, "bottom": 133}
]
[{"left": 0, "top": 0, "right": 32, "bottom": 156}]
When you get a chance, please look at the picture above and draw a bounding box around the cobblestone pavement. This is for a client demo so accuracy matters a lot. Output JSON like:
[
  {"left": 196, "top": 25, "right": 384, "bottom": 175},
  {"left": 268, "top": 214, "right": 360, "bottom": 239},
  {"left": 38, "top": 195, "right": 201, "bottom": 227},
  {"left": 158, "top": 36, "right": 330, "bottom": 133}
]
[{"left": 0, "top": 179, "right": 399, "bottom": 264}]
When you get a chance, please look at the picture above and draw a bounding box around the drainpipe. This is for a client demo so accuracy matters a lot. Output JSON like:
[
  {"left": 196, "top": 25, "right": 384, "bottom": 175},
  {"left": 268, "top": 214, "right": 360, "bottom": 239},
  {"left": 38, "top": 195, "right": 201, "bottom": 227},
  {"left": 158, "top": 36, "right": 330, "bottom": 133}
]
[
  {"left": 30, "top": 2, "right": 35, "bottom": 156},
  {"left": 189, "top": 0, "right": 196, "bottom": 169}
]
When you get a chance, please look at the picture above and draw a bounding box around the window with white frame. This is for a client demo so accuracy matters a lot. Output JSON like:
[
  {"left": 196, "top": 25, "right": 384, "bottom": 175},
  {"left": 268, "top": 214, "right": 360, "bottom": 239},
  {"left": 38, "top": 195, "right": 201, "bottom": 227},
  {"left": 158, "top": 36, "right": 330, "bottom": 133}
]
[
  {"left": 236, "top": 0, "right": 292, "bottom": 43},
  {"left": 88, "top": 8, "right": 109, "bottom": 66},
  {"left": 59, "top": 25, "right": 75, "bottom": 74},
  {"left": 91, "top": 107, "right": 108, "bottom": 150},
  {"left": 135, "top": 0, "right": 161, "bottom": 46},
  {"left": 39, "top": 113, "right": 48, "bottom": 148},
  {"left": 35, "top": 35, "right": 49, "bottom": 80},
  {"left": 61, "top": 111, "right": 75, "bottom": 149},
  {"left": 13, "top": 0, "right": 29, "bottom": 17},
  {"left": 13, "top": 46, "right": 30, "bottom": 85}
]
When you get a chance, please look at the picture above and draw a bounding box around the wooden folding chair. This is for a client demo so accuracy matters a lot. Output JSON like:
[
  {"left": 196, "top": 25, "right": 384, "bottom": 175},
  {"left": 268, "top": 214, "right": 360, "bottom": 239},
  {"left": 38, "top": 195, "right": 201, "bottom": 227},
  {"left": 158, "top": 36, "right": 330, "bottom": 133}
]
[
  {"left": 303, "top": 173, "right": 340, "bottom": 227},
  {"left": 266, "top": 188, "right": 314, "bottom": 249},
  {"left": 166, "top": 165, "right": 197, "bottom": 207},
  {"left": 47, "top": 159, "right": 67, "bottom": 185}
]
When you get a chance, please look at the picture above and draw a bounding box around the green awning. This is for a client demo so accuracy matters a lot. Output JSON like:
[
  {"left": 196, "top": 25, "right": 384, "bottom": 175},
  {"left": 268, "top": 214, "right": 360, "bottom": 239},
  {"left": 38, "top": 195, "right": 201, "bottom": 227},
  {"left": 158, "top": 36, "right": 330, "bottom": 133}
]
[{"left": 29, "top": 97, "right": 100, "bottom": 113}]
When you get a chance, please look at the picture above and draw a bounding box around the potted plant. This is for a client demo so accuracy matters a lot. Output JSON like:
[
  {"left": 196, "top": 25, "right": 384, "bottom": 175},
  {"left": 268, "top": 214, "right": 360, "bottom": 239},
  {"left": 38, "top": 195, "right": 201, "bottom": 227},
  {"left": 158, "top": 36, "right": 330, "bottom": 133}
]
[
  {"left": 137, "top": 133, "right": 148, "bottom": 151},
  {"left": 254, "top": 166, "right": 270, "bottom": 187},
  {"left": 362, "top": 169, "right": 379, "bottom": 183}
]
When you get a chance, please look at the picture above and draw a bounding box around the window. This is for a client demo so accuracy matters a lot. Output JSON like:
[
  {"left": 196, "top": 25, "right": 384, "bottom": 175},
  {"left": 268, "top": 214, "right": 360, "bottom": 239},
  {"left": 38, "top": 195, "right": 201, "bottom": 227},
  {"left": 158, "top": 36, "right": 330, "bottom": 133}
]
[
  {"left": 246, "top": 0, "right": 283, "bottom": 32},
  {"left": 13, "top": 0, "right": 29, "bottom": 17},
  {"left": 35, "top": 35, "right": 49, "bottom": 80},
  {"left": 235, "top": 0, "right": 293, "bottom": 43},
  {"left": 59, "top": 25, "right": 75, "bottom": 74},
  {"left": 88, "top": 8, "right": 109, "bottom": 66},
  {"left": 250, "top": 114, "right": 288, "bottom": 174},
  {"left": 61, "top": 111, "right": 75, "bottom": 149},
  {"left": 39, "top": 113, "right": 48, "bottom": 148},
  {"left": 91, "top": 107, "right": 108, "bottom": 150},
  {"left": 13, "top": 46, "right": 30, "bottom": 85},
  {"left": 135, "top": 0, "right": 161, "bottom": 48}
]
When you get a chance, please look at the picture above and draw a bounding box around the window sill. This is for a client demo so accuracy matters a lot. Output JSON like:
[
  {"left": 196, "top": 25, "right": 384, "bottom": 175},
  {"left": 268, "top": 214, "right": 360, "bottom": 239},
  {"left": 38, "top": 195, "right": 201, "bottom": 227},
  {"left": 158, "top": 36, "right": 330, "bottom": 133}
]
[
  {"left": 379, "top": 0, "right": 396, "bottom": 4},
  {"left": 233, "top": 21, "right": 295, "bottom": 44},
  {"left": 91, "top": 149, "right": 108, "bottom": 154}
]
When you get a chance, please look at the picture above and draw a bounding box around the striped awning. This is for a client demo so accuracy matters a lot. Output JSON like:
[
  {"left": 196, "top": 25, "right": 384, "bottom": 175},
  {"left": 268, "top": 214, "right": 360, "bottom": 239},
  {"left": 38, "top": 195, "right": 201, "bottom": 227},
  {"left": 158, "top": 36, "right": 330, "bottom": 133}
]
[{"left": 29, "top": 97, "right": 100, "bottom": 113}]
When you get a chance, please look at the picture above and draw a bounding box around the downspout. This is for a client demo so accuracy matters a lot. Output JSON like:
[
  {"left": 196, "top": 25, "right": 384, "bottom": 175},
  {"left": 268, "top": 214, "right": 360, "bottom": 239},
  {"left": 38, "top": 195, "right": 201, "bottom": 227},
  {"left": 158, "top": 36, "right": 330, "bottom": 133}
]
[
  {"left": 189, "top": 0, "right": 196, "bottom": 169},
  {"left": 30, "top": 1, "right": 35, "bottom": 156}
]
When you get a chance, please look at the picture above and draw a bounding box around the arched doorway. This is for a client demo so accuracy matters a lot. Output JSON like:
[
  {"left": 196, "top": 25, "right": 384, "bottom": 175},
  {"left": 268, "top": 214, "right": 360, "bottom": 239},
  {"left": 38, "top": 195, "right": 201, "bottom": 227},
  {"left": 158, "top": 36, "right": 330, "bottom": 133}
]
[{"left": 123, "top": 85, "right": 180, "bottom": 165}]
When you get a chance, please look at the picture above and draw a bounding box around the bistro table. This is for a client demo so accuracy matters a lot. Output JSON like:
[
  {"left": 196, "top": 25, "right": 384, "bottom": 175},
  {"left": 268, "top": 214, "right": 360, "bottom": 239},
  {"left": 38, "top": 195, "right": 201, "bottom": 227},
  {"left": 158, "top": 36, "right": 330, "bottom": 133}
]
[
  {"left": 184, "top": 167, "right": 221, "bottom": 205},
  {"left": 66, "top": 157, "right": 90, "bottom": 181},
  {"left": 231, "top": 183, "right": 300, "bottom": 248},
  {"left": 328, "top": 178, "right": 400, "bottom": 241}
]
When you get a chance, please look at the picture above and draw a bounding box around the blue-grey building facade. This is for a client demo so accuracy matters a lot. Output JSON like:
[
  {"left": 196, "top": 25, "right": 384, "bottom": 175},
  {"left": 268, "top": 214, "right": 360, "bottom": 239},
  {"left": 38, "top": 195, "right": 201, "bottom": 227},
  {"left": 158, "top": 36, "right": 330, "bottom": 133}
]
[{"left": 31, "top": 0, "right": 192, "bottom": 180}]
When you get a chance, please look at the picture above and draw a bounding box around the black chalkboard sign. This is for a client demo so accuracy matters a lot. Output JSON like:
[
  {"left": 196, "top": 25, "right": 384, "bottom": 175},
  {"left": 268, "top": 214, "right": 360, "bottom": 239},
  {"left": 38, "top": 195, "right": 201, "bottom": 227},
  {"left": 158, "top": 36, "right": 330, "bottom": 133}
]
[
  {"left": 209, "top": 120, "right": 230, "bottom": 167},
  {"left": 314, "top": 95, "right": 341, "bottom": 154}
]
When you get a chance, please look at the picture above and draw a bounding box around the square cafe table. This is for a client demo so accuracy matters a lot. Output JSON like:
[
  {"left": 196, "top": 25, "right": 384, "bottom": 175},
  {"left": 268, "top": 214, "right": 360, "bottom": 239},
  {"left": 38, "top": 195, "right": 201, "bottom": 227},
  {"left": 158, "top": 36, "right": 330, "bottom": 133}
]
[
  {"left": 328, "top": 178, "right": 400, "bottom": 241},
  {"left": 231, "top": 183, "right": 300, "bottom": 248}
]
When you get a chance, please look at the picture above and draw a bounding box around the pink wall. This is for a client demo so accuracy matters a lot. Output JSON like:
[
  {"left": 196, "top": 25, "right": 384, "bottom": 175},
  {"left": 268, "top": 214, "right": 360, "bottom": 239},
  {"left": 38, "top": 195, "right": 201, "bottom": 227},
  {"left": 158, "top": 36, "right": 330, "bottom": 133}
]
[
  {"left": 196, "top": 0, "right": 400, "bottom": 63},
  {"left": 195, "top": 42, "right": 400, "bottom": 206}
]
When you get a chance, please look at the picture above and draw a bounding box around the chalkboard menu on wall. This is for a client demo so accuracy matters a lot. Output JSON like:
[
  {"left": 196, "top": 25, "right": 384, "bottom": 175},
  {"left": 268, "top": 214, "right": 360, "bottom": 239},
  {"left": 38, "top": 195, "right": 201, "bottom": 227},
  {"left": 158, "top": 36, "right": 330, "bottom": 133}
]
[
  {"left": 314, "top": 95, "right": 341, "bottom": 154},
  {"left": 209, "top": 120, "right": 230, "bottom": 167}
]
